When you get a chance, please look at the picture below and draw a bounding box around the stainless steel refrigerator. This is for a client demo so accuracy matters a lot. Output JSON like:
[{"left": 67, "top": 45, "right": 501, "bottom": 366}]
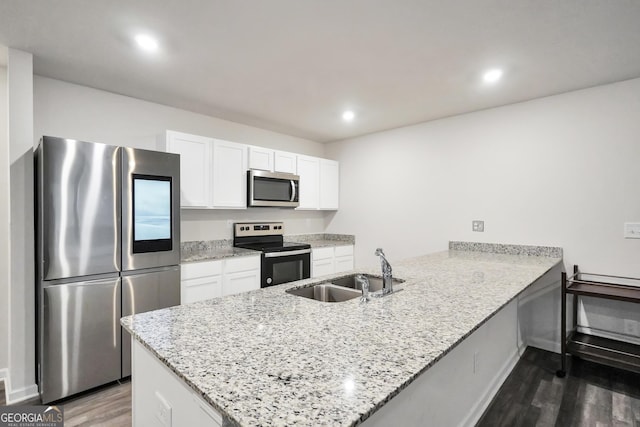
[{"left": 35, "top": 136, "right": 181, "bottom": 403}]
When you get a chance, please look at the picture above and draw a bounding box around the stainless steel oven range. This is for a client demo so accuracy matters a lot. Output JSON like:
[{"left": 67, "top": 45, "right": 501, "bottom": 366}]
[{"left": 233, "top": 222, "right": 310, "bottom": 287}]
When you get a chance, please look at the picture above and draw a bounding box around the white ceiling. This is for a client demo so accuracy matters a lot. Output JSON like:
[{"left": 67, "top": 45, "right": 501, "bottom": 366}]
[{"left": 1, "top": 1, "right": 640, "bottom": 142}]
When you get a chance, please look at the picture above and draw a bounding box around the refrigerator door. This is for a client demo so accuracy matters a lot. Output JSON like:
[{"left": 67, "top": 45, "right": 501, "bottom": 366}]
[
  {"left": 40, "top": 277, "right": 121, "bottom": 403},
  {"left": 121, "top": 266, "right": 180, "bottom": 377},
  {"left": 38, "top": 137, "right": 121, "bottom": 280},
  {"left": 121, "top": 147, "right": 180, "bottom": 272}
]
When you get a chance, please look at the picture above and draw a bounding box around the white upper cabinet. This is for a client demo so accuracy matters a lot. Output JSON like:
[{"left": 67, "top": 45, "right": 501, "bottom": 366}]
[
  {"left": 163, "top": 131, "right": 213, "bottom": 208},
  {"left": 248, "top": 146, "right": 274, "bottom": 171},
  {"left": 249, "top": 147, "right": 296, "bottom": 174},
  {"left": 297, "top": 155, "right": 339, "bottom": 210},
  {"left": 162, "top": 130, "right": 337, "bottom": 210},
  {"left": 212, "top": 139, "right": 247, "bottom": 209},
  {"left": 319, "top": 159, "right": 339, "bottom": 210},
  {"left": 274, "top": 150, "right": 297, "bottom": 174},
  {"left": 296, "top": 155, "right": 320, "bottom": 210}
]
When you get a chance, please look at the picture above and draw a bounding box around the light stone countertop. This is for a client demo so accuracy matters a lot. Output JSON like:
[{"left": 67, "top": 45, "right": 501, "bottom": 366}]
[
  {"left": 122, "top": 245, "right": 561, "bottom": 426},
  {"left": 181, "top": 239, "right": 259, "bottom": 263},
  {"left": 181, "top": 233, "right": 355, "bottom": 263}
]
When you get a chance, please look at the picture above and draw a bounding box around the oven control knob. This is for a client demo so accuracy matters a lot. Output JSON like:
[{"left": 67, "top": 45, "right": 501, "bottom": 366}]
[{"left": 267, "top": 278, "right": 272, "bottom": 284}]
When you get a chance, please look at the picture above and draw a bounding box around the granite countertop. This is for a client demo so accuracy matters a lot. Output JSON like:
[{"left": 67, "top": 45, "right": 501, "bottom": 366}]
[
  {"left": 181, "top": 240, "right": 259, "bottom": 263},
  {"left": 181, "top": 233, "right": 355, "bottom": 262},
  {"left": 122, "top": 243, "right": 561, "bottom": 426},
  {"left": 286, "top": 233, "right": 355, "bottom": 248}
]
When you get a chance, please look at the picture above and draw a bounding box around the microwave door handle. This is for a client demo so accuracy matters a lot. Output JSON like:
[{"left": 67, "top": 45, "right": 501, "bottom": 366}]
[{"left": 290, "top": 180, "right": 296, "bottom": 202}]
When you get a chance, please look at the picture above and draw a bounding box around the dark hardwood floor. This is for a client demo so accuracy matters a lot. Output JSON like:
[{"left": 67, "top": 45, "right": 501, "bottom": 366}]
[{"left": 477, "top": 347, "right": 640, "bottom": 427}]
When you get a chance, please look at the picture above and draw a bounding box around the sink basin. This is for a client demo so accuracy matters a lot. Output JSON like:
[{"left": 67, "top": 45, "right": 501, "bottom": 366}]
[
  {"left": 286, "top": 274, "right": 406, "bottom": 303},
  {"left": 330, "top": 274, "right": 405, "bottom": 292},
  {"left": 286, "top": 284, "right": 361, "bottom": 302}
]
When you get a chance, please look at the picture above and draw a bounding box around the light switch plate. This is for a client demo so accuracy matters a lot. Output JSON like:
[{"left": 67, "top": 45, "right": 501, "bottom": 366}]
[
  {"left": 472, "top": 220, "right": 484, "bottom": 232},
  {"left": 624, "top": 222, "right": 640, "bottom": 239}
]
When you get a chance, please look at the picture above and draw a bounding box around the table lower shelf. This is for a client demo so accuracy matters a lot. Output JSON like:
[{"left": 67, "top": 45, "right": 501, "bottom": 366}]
[{"left": 567, "top": 331, "right": 640, "bottom": 374}]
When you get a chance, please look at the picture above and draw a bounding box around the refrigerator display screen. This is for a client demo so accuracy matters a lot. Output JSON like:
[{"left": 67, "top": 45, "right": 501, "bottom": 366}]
[{"left": 132, "top": 174, "right": 173, "bottom": 253}]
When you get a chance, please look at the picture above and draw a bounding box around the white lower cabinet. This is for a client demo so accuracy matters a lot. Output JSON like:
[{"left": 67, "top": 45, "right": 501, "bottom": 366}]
[
  {"left": 334, "top": 245, "right": 355, "bottom": 273},
  {"left": 181, "top": 255, "right": 260, "bottom": 303},
  {"left": 222, "top": 256, "right": 261, "bottom": 296},
  {"left": 312, "top": 245, "right": 354, "bottom": 278},
  {"left": 181, "top": 260, "right": 223, "bottom": 304},
  {"left": 133, "top": 340, "right": 222, "bottom": 427}
]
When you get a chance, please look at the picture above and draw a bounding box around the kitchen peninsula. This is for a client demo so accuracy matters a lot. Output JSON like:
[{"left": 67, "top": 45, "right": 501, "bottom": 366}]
[{"left": 121, "top": 242, "right": 562, "bottom": 426}]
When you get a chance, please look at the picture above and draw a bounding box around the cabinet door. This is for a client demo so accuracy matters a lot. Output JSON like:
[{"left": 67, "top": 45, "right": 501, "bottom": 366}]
[
  {"left": 312, "top": 259, "right": 335, "bottom": 278},
  {"left": 222, "top": 270, "right": 260, "bottom": 296},
  {"left": 212, "top": 140, "right": 247, "bottom": 208},
  {"left": 296, "top": 155, "right": 320, "bottom": 210},
  {"left": 274, "top": 151, "right": 297, "bottom": 174},
  {"left": 319, "top": 159, "right": 339, "bottom": 210},
  {"left": 334, "top": 256, "right": 354, "bottom": 273},
  {"left": 181, "top": 276, "right": 222, "bottom": 304},
  {"left": 248, "top": 146, "right": 274, "bottom": 171},
  {"left": 165, "top": 131, "right": 212, "bottom": 208}
]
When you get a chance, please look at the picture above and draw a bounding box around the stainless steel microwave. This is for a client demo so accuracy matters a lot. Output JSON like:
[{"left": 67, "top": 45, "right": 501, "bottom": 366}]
[{"left": 247, "top": 170, "right": 300, "bottom": 208}]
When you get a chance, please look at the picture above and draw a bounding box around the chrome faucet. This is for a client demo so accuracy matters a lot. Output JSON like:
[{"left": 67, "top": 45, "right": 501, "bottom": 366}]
[
  {"left": 375, "top": 248, "right": 393, "bottom": 295},
  {"left": 356, "top": 274, "right": 370, "bottom": 303}
]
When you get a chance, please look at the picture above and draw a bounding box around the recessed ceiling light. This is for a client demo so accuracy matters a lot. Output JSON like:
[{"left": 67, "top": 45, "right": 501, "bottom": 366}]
[
  {"left": 342, "top": 110, "right": 355, "bottom": 122},
  {"left": 483, "top": 68, "right": 503, "bottom": 84},
  {"left": 134, "top": 34, "right": 159, "bottom": 52}
]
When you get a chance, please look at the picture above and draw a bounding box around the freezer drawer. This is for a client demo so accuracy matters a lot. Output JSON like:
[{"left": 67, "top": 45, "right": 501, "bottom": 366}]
[
  {"left": 40, "top": 277, "right": 121, "bottom": 403},
  {"left": 121, "top": 266, "right": 180, "bottom": 377}
]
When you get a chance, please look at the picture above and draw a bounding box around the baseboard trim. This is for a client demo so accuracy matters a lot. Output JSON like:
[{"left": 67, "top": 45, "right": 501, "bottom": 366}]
[
  {"left": 6, "top": 382, "right": 39, "bottom": 405},
  {"left": 527, "top": 336, "right": 561, "bottom": 354},
  {"left": 461, "top": 347, "right": 520, "bottom": 427},
  {"left": 0, "top": 367, "right": 8, "bottom": 382}
]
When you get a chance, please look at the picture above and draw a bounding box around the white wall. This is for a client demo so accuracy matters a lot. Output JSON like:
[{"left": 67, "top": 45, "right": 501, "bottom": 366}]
[
  {"left": 33, "top": 76, "right": 328, "bottom": 241},
  {"left": 0, "top": 63, "right": 9, "bottom": 376},
  {"left": 7, "top": 49, "right": 37, "bottom": 402},
  {"left": 326, "top": 77, "right": 640, "bottom": 340}
]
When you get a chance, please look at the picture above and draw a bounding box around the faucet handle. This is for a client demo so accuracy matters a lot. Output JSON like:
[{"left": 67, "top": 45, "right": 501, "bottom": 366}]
[
  {"left": 374, "top": 248, "right": 385, "bottom": 257},
  {"left": 356, "top": 274, "right": 370, "bottom": 303}
]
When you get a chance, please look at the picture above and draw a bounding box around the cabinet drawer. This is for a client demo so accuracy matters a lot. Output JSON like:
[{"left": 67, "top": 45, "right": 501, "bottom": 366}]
[
  {"left": 334, "top": 245, "right": 353, "bottom": 257},
  {"left": 312, "top": 247, "right": 334, "bottom": 261},
  {"left": 182, "top": 260, "right": 223, "bottom": 280},
  {"left": 224, "top": 255, "right": 260, "bottom": 274}
]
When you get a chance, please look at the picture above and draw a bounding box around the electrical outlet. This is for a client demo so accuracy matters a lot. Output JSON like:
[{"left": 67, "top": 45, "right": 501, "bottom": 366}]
[
  {"left": 155, "top": 392, "right": 172, "bottom": 427},
  {"left": 472, "top": 220, "right": 484, "bottom": 232},
  {"left": 473, "top": 351, "right": 480, "bottom": 374},
  {"left": 624, "top": 222, "right": 640, "bottom": 239},
  {"left": 623, "top": 319, "right": 640, "bottom": 336}
]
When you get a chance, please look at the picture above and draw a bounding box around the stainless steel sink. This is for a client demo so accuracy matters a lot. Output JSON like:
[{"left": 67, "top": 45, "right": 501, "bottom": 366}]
[
  {"left": 286, "top": 284, "right": 361, "bottom": 302},
  {"left": 286, "top": 274, "right": 406, "bottom": 303},
  {"left": 330, "top": 274, "right": 405, "bottom": 292}
]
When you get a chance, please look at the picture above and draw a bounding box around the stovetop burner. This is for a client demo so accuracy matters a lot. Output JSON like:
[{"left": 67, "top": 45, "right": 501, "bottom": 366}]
[{"left": 233, "top": 222, "right": 310, "bottom": 253}]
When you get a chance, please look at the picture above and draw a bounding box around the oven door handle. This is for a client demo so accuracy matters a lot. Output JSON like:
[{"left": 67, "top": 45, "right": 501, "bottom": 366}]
[
  {"left": 290, "top": 180, "right": 296, "bottom": 202},
  {"left": 264, "top": 249, "right": 311, "bottom": 258}
]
